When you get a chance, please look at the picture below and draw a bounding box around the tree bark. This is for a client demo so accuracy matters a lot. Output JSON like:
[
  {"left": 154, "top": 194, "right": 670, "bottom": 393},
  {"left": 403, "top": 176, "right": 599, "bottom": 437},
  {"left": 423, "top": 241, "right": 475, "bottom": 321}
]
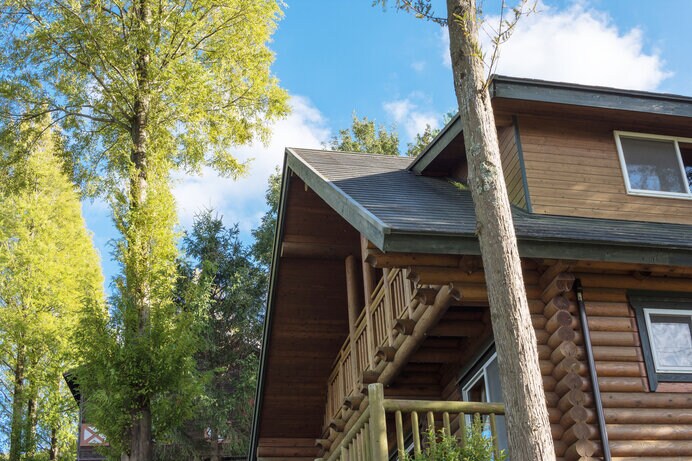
[
  {"left": 126, "top": 0, "right": 154, "bottom": 459},
  {"left": 9, "top": 347, "right": 26, "bottom": 461},
  {"left": 25, "top": 393, "right": 37, "bottom": 457},
  {"left": 445, "top": 0, "right": 556, "bottom": 459},
  {"left": 49, "top": 426, "right": 59, "bottom": 460}
]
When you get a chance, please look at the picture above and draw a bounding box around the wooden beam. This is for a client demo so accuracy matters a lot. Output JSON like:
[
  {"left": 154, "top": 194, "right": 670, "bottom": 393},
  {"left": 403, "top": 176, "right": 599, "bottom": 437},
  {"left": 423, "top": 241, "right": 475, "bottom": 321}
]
[{"left": 365, "top": 250, "right": 464, "bottom": 269}]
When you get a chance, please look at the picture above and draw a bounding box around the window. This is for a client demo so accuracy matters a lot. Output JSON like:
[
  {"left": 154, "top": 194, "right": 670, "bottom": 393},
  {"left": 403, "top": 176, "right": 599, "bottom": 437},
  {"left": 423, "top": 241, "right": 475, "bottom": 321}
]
[
  {"left": 615, "top": 131, "right": 692, "bottom": 199},
  {"left": 629, "top": 292, "right": 692, "bottom": 391},
  {"left": 461, "top": 351, "right": 509, "bottom": 456}
]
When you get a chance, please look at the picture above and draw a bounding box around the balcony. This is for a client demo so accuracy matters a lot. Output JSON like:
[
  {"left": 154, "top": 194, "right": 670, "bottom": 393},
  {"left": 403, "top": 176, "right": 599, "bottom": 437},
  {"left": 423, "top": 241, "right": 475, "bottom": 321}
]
[{"left": 318, "top": 383, "right": 505, "bottom": 461}]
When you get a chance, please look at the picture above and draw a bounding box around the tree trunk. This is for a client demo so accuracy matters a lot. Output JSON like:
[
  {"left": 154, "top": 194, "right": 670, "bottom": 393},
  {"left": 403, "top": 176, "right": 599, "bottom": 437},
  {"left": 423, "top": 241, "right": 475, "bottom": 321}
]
[
  {"left": 25, "top": 393, "right": 37, "bottom": 457},
  {"left": 9, "top": 347, "right": 26, "bottom": 461},
  {"left": 49, "top": 426, "right": 59, "bottom": 460},
  {"left": 126, "top": 0, "right": 154, "bottom": 459},
  {"left": 445, "top": 1, "right": 555, "bottom": 459}
]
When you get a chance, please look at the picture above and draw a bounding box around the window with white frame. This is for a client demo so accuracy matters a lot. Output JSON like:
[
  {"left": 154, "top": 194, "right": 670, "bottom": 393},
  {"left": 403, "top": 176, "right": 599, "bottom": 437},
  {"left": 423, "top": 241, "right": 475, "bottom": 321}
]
[
  {"left": 629, "top": 293, "right": 692, "bottom": 391},
  {"left": 615, "top": 131, "right": 692, "bottom": 198},
  {"left": 461, "top": 351, "right": 509, "bottom": 456}
]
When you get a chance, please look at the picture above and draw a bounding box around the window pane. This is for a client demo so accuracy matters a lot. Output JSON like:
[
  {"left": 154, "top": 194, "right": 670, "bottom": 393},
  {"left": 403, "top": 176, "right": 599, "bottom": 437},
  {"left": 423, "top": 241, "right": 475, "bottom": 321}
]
[
  {"left": 649, "top": 314, "right": 692, "bottom": 370},
  {"left": 620, "top": 137, "right": 687, "bottom": 193},
  {"left": 680, "top": 143, "right": 692, "bottom": 192}
]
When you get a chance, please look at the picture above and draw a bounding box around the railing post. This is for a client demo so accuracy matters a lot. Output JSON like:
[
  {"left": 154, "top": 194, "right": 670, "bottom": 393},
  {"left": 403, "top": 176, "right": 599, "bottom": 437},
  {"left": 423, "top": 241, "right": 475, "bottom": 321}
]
[
  {"left": 382, "top": 268, "right": 394, "bottom": 346},
  {"left": 368, "top": 383, "right": 388, "bottom": 461}
]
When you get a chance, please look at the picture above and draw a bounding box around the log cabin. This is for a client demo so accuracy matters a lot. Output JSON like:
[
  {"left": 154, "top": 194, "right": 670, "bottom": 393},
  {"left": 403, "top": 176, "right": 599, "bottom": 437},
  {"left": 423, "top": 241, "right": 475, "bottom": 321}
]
[{"left": 249, "top": 76, "right": 692, "bottom": 461}]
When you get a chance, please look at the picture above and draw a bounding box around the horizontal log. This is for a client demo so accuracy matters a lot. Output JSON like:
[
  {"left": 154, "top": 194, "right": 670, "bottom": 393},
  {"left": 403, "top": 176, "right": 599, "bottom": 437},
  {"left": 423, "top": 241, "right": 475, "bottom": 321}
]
[
  {"left": 553, "top": 357, "right": 586, "bottom": 381},
  {"left": 408, "top": 267, "right": 486, "bottom": 285},
  {"left": 609, "top": 440, "right": 692, "bottom": 457},
  {"left": 583, "top": 302, "right": 632, "bottom": 318},
  {"left": 578, "top": 273, "right": 692, "bottom": 292},
  {"left": 592, "top": 346, "right": 642, "bottom": 362},
  {"left": 604, "top": 408, "right": 692, "bottom": 424},
  {"left": 550, "top": 341, "right": 579, "bottom": 364},
  {"left": 587, "top": 316, "right": 637, "bottom": 332},
  {"left": 548, "top": 406, "right": 562, "bottom": 424},
  {"left": 548, "top": 326, "right": 576, "bottom": 349},
  {"left": 541, "top": 273, "right": 576, "bottom": 303},
  {"left": 595, "top": 361, "right": 645, "bottom": 378},
  {"left": 543, "top": 294, "right": 572, "bottom": 317},
  {"left": 558, "top": 389, "right": 590, "bottom": 412},
  {"left": 562, "top": 422, "right": 598, "bottom": 446},
  {"left": 538, "top": 344, "right": 552, "bottom": 360},
  {"left": 376, "top": 346, "right": 396, "bottom": 362},
  {"left": 556, "top": 372, "right": 586, "bottom": 396},
  {"left": 564, "top": 439, "right": 598, "bottom": 458},
  {"left": 607, "top": 424, "right": 692, "bottom": 441},
  {"left": 539, "top": 261, "right": 576, "bottom": 288},
  {"left": 601, "top": 392, "right": 692, "bottom": 409},
  {"left": 560, "top": 406, "right": 595, "bottom": 427},
  {"left": 588, "top": 330, "right": 639, "bottom": 347},
  {"left": 546, "top": 310, "right": 574, "bottom": 334},
  {"left": 598, "top": 377, "right": 647, "bottom": 393},
  {"left": 545, "top": 391, "right": 559, "bottom": 408},
  {"left": 415, "top": 288, "right": 439, "bottom": 306},
  {"left": 394, "top": 318, "right": 416, "bottom": 335},
  {"left": 365, "top": 251, "right": 464, "bottom": 268}
]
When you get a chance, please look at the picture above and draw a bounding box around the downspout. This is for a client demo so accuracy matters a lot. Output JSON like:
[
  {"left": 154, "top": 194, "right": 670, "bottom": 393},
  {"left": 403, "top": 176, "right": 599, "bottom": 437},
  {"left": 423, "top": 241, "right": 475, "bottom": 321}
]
[{"left": 574, "top": 279, "right": 612, "bottom": 461}]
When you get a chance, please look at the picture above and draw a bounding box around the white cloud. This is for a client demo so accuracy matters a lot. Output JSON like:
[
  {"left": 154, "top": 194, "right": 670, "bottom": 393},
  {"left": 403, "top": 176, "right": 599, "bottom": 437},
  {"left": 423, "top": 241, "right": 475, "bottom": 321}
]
[
  {"left": 440, "top": 2, "right": 671, "bottom": 91},
  {"left": 383, "top": 96, "right": 439, "bottom": 141},
  {"left": 173, "top": 95, "right": 329, "bottom": 236},
  {"left": 439, "top": 27, "right": 452, "bottom": 69},
  {"left": 411, "top": 60, "right": 426, "bottom": 72}
]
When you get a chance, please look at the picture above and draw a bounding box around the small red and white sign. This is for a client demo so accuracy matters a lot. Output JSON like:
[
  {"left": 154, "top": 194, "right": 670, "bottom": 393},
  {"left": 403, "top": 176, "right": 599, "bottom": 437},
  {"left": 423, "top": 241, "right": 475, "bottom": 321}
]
[{"left": 80, "top": 424, "right": 107, "bottom": 446}]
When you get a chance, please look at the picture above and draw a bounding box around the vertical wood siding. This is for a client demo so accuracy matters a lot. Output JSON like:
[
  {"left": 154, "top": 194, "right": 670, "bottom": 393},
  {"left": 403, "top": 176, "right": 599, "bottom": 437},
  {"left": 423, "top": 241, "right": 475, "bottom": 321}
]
[
  {"left": 518, "top": 116, "right": 692, "bottom": 225},
  {"left": 498, "top": 125, "right": 527, "bottom": 210}
]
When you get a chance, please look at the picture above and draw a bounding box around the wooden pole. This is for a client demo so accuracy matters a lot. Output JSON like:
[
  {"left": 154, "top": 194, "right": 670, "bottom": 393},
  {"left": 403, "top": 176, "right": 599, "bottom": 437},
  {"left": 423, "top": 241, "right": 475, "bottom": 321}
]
[
  {"left": 368, "top": 384, "right": 388, "bottom": 461},
  {"left": 345, "top": 255, "right": 361, "bottom": 392},
  {"left": 361, "top": 235, "right": 375, "bottom": 305}
]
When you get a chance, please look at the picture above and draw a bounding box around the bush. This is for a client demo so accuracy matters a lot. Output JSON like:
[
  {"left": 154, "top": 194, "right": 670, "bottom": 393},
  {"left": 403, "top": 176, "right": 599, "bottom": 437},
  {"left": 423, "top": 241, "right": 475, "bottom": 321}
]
[{"left": 403, "top": 418, "right": 506, "bottom": 461}]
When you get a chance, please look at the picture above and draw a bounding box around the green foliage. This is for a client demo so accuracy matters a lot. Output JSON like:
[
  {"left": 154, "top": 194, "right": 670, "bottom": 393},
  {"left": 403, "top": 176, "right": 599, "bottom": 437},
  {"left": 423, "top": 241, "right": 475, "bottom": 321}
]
[
  {"left": 0, "top": 120, "right": 104, "bottom": 459},
  {"left": 174, "top": 211, "right": 266, "bottom": 456},
  {"left": 405, "top": 419, "right": 506, "bottom": 461},
  {"left": 251, "top": 170, "right": 282, "bottom": 270},
  {"left": 328, "top": 114, "right": 400, "bottom": 156},
  {"left": 0, "top": 1, "right": 289, "bottom": 457},
  {"left": 0, "top": 0, "right": 289, "bottom": 193}
]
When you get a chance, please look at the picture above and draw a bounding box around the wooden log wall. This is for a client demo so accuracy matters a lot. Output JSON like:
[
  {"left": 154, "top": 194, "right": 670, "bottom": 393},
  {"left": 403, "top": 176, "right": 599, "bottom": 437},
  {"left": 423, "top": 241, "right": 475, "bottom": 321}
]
[
  {"left": 577, "top": 271, "right": 692, "bottom": 460},
  {"left": 536, "top": 269, "right": 600, "bottom": 460}
]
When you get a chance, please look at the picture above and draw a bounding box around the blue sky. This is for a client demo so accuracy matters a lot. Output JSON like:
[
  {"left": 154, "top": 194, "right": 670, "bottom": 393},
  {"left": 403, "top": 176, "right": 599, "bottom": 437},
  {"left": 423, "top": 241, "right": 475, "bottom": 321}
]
[{"left": 82, "top": 0, "right": 692, "bottom": 288}]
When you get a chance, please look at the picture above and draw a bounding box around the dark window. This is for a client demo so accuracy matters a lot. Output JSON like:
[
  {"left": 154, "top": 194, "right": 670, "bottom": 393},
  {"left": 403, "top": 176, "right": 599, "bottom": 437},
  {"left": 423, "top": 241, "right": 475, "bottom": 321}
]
[{"left": 629, "top": 292, "right": 692, "bottom": 391}]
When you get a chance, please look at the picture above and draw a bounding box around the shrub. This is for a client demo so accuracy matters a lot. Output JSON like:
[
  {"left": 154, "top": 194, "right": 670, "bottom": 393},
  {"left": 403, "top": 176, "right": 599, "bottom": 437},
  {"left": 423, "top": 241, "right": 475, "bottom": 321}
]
[{"left": 403, "top": 418, "right": 507, "bottom": 461}]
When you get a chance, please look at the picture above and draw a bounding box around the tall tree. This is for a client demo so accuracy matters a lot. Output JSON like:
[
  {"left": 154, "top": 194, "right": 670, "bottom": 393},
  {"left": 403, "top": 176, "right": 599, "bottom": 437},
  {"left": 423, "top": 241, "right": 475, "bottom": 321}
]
[
  {"left": 0, "top": 121, "right": 104, "bottom": 460},
  {"left": 0, "top": 1, "right": 288, "bottom": 459},
  {"left": 176, "top": 212, "right": 266, "bottom": 460},
  {"left": 376, "top": 1, "right": 555, "bottom": 459}
]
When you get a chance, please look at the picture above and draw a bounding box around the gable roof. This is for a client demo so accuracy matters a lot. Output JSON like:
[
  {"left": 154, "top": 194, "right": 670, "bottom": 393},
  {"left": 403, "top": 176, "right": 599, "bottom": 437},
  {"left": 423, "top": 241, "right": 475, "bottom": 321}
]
[{"left": 288, "top": 147, "right": 692, "bottom": 266}]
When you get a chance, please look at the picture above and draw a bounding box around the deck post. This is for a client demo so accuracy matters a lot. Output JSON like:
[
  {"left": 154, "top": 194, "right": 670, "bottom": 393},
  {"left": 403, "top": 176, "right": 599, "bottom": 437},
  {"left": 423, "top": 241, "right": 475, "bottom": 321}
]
[{"left": 368, "top": 383, "right": 388, "bottom": 461}]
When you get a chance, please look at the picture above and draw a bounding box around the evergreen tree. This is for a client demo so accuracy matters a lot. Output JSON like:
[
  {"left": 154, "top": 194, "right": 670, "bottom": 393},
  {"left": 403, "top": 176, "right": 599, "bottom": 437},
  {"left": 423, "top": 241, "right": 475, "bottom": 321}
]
[
  {"left": 175, "top": 212, "right": 266, "bottom": 460},
  {"left": 328, "top": 114, "right": 400, "bottom": 156},
  {"left": 0, "top": 121, "right": 104, "bottom": 460}
]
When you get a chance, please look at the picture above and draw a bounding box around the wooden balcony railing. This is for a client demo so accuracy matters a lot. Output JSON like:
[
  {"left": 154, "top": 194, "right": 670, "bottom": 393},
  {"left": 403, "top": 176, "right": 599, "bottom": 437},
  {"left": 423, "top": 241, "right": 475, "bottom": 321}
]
[
  {"left": 319, "top": 383, "right": 505, "bottom": 461},
  {"left": 325, "top": 268, "right": 416, "bottom": 429}
]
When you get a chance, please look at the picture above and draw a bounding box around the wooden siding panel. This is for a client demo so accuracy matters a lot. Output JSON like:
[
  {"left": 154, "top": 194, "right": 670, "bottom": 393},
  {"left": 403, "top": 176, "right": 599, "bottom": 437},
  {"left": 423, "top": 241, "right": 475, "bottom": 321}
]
[
  {"left": 498, "top": 125, "right": 527, "bottom": 209},
  {"left": 519, "top": 116, "right": 692, "bottom": 225}
]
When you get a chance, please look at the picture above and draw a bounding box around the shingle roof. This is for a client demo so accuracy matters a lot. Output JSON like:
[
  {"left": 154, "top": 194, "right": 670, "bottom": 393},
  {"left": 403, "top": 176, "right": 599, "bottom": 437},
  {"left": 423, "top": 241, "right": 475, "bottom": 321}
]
[{"left": 287, "top": 147, "right": 692, "bottom": 264}]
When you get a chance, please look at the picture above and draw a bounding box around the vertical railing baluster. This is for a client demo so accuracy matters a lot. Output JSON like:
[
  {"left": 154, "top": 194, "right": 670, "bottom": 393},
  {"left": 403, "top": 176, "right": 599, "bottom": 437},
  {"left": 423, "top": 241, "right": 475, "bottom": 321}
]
[
  {"left": 341, "top": 445, "right": 347, "bottom": 461},
  {"left": 382, "top": 268, "right": 394, "bottom": 346},
  {"left": 365, "top": 301, "right": 375, "bottom": 369},
  {"left": 490, "top": 413, "right": 500, "bottom": 460},
  {"left": 426, "top": 411, "right": 435, "bottom": 432},
  {"left": 364, "top": 422, "right": 370, "bottom": 460},
  {"left": 443, "top": 412, "right": 451, "bottom": 437},
  {"left": 459, "top": 412, "right": 466, "bottom": 449},
  {"left": 395, "top": 410, "right": 405, "bottom": 460},
  {"left": 411, "top": 411, "right": 421, "bottom": 457}
]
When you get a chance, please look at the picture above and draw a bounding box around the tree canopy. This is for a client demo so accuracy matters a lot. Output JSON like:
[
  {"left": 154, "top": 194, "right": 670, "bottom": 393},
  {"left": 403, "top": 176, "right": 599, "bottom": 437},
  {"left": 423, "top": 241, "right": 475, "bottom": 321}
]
[{"left": 0, "top": 121, "right": 104, "bottom": 460}]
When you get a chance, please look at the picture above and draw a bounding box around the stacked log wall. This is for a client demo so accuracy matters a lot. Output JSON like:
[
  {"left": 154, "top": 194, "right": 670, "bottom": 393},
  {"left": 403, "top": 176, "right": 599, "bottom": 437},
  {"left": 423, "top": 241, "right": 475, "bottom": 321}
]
[
  {"left": 532, "top": 270, "right": 600, "bottom": 460},
  {"left": 578, "top": 273, "right": 692, "bottom": 460}
]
